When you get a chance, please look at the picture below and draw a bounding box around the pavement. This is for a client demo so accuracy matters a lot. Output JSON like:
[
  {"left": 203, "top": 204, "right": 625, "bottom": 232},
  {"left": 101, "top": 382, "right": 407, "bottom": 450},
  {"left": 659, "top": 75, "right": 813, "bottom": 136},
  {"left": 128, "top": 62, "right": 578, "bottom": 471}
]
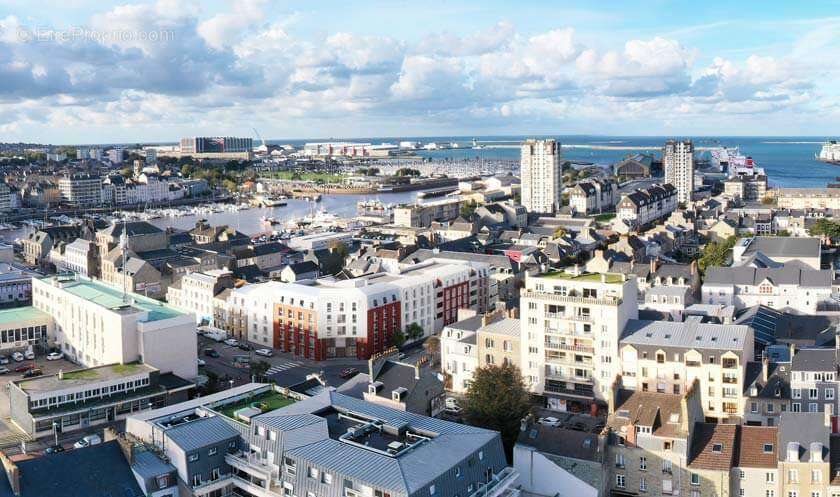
[{"left": 197, "top": 336, "right": 368, "bottom": 389}]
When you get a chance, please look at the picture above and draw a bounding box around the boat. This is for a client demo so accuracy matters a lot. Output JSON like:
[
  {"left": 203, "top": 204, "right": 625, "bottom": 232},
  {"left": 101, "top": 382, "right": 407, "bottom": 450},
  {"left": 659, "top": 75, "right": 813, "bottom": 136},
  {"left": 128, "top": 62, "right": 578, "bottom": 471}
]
[
  {"left": 817, "top": 141, "right": 840, "bottom": 165},
  {"left": 260, "top": 216, "right": 281, "bottom": 225}
]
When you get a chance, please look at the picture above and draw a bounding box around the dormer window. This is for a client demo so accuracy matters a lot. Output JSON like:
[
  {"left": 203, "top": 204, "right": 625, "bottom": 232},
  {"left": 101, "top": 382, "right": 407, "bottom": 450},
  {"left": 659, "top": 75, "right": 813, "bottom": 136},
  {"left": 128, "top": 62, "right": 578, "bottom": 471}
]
[{"left": 712, "top": 443, "right": 723, "bottom": 453}]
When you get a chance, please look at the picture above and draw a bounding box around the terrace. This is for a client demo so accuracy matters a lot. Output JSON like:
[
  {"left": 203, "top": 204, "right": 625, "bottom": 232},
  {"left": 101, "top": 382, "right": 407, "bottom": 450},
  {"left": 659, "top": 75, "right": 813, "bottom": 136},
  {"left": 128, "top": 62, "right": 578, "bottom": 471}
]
[
  {"left": 542, "top": 271, "right": 624, "bottom": 284},
  {"left": 216, "top": 390, "right": 296, "bottom": 423}
]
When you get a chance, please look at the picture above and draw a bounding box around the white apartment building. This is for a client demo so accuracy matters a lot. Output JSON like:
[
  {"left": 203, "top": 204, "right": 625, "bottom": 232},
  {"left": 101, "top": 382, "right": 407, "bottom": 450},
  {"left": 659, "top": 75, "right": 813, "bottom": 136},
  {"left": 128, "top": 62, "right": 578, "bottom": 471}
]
[
  {"left": 166, "top": 269, "right": 234, "bottom": 325},
  {"left": 568, "top": 179, "right": 618, "bottom": 214},
  {"left": 618, "top": 318, "right": 754, "bottom": 422},
  {"left": 58, "top": 174, "right": 103, "bottom": 206},
  {"left": 520, "top": 269, "right": 638, "bottom": 411},
  {"left": 702, "top": 266, "right": 833, "bottom": 314},
  {"left": 664, "top": 139, "right": 694, "bottom": 204},
  {"left": 32, "top": 274, "right": 197, "bottom": 379},
  {"left": 441, "top": 319, "right": 480, "bottom": 393},
  {"left": 616, "top": 184, "right": 678, "bottom": 228},
  {"left": 62, "top": 238, "right": 97, "bottom": 277},
  {"left": 521, "top": 139, "right": 562, "bottom": 214},
  {"left": 227, "top": 259, "right": 494, "bottom": 361}
]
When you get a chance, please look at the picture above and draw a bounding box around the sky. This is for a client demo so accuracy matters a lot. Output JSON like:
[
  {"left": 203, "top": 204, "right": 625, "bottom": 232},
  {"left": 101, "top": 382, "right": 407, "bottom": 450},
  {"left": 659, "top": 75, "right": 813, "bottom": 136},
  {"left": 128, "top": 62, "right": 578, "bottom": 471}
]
[{"left": 0, "top": 0, "right": 839, "bottom": 144}]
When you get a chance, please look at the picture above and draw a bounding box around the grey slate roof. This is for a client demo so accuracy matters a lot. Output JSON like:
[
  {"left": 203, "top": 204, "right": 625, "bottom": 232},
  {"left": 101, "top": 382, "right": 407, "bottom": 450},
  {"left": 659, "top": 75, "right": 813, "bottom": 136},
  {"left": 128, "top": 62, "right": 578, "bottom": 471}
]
[
  {"left": 165, "top": 415, "right": 240, "bottom": 452},
  {"left": 621, "top": 318, "right": 750, "bottom": 352},
  {"left": 0, "top": 440, "right": 144, "bottom": 497},
  {"left": 741, "top": 237, "right": 821, "bottom": 259},
  {"left": 132, "top": 450, "right": 176, "bottom": 479},
  {"left": 101, "top": 220, "right": 164, "bottom": 237},
  {"left": 779, "top": 412, "right": 830, "bottom": 462},
  {"left": 704, "top": 266, "right": 832, "bottom": 287},
  {"left": 791, "top": 348, "right": 839, "bottom": 372}
]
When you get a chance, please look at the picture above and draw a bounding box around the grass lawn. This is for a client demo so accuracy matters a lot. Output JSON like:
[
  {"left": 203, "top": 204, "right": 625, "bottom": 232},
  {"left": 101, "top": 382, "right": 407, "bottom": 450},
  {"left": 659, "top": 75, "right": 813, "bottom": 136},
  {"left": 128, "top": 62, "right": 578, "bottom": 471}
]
[
  {"left": 271, "top": 171, "right": 347, "bottom": 183},
  {"left": 217, "top": 391, "right": 295, "bottom": 421},
  {"left": 594, "top": 212, "right": 616, "bottom": 222},
  {"left": 543, "top": 271, "right": 624, "bottom": 284}
]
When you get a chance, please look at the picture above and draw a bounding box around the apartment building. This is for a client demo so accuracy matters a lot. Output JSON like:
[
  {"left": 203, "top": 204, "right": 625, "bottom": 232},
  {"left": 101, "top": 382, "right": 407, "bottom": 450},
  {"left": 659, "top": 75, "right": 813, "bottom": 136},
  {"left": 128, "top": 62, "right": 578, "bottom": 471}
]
[
  {"left": 732, "top": 426, "right": 780, "bottom": 497},
  {"left": 519, "top": 269, "right": 638, "bottom": 411},
  {"left": 744, "top": 358, "right": 791, "bottom": 427},
  {"left": 687, "top": 423, "right": 739, "bottom": 497},
  {"left": 521, "top": 139, "right": 562, "bottom": 214},
  {"left": 0, "top": 306, "right": 51, "bottom": 354},
  {"left": 393, "top": 198, "right": 463, "bottom": 228},
  {"left": 776, "top": 189, "right": 840, "bottom": 210},
  {"left": 32, "top": 274, "right": 197, "bottom": 379},
  {"left": 790, "top": 348, "right": 838, "bottom": 416},
  {"left": 702, "top": 266, "right": 833, "bottom": 314},
  {"left": 617, "top": 184, "right": 679, "bottom": 229},
  {"left": 664, "top": 139, "right": 695, "bottom": 204},
  {"left": 777, "top": 413, "right": 831, "bottom": 497},
  {"left": 725, "top": 173, "right": 769, "bottom": 202},
  {"left": 58, "top": 173, "right": 102, "bottom": 206},
  {"left": 441, "top": 310, "right": 521, "bottom": 393},
  {"left": 605, "top": 383, "right": 704, "bottom": 497},
  {"left": 126, "top": 388, "right": 518, "bottom": 497},
  {"left": 228, "top": 259, "right": 494, "bottom": 360},
  {"left": 569, "top": 179, "right": 619, "bottom": 214},
  {"left": 166, "top": 269, "right": 235, "bottom": 325},
  {"left": 0, "top": 264, "right": 36, "bottom": 308},
  {"left": 61, "top": 238, "right": 99, "bottom": 277}
]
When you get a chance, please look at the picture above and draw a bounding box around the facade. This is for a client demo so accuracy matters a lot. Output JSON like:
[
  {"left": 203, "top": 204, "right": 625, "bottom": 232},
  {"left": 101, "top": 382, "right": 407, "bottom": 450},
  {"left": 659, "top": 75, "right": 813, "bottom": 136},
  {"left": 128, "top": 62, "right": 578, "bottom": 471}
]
[
  {"left": 32, "top": 274, "right": 198, "bottom": 379},
  {"left": 0, "top": 306, "right": 51, "bottom": 353},
  {"left": 725, "top": 174, "right": 769, "bottom": 202},
  {"left": 732, "top": 426, "right": 779, "bottom": 497},
  {"left": 732, "top": 237, "right": 822, "bottom": 271},
  {"left": 521, "top": 139, "right": 562, "bottom": 214},
  {"left": 166, "top": 269, "right": 235, "bottom": 325},
  {"left": 789, "top": 348, "right": 838, "bottom": 416},
  {"left": 619, "top": 318, "right": 754, "bottom": 422},
  {"left": 702, "top": 266, "right": 833, "bottom": 314},
  {"left": 393, "top": 198, "right": 463, "bottom": 228},
  {"left": 228, "top": 259, "right": 494, "bottom": 360},
  {"left": 617, "top": 184, "right": 679, "bottom": 229},
  {"left": 519, "top": 269, "right": 638, "bottom": 411},
  {"left": 664, "top": 140, "right": 695, "bottom": 204},
  {"left": 776, "top": 189, "right": 840, "bottom": 210},
  {"left": 58, "top": 173, "right": 102, "bottom": 206},
  {"left": 569, "top": 179, "right": 619, "bottom": 214},
  {"left": 0, "top": 264, "right": 36, "bottom": 308},
  {"left": 180, "top": 136, "right": 253, "bottom": 158},
  {"left": 61, "top": 238, "right": 99, "bottom": 277},
  {"left": 777, "top": 412, "right": 831, "bottom": 497}
]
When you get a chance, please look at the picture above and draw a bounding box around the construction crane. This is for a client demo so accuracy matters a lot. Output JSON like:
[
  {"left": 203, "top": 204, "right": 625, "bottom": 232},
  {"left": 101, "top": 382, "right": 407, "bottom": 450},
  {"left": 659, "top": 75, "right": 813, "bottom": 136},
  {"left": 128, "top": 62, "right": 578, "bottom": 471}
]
[{"left": 252, "top": 128, "right": 265, "bottom": 150}]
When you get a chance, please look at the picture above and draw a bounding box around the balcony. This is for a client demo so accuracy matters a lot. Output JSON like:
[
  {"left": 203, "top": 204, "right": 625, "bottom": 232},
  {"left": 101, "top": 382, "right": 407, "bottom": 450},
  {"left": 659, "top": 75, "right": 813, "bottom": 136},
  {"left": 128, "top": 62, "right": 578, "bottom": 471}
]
[
  {"left": 522, "top": 291, "right": 622, "bottom": 306},
  {"left": 467, "top": 467, "right": 521, "bottom": 497},
  {"left": 545, "top": 342, "right": 595, "bottom": 354},
  {"left": 722, "top": 377, "right": 738, "bottom": 384},
  {"left": 226, "top": 451, "right": 276, "bottom": 482},
  {"left": 545, "top": 371, "right": 594, "bottom": 385}
]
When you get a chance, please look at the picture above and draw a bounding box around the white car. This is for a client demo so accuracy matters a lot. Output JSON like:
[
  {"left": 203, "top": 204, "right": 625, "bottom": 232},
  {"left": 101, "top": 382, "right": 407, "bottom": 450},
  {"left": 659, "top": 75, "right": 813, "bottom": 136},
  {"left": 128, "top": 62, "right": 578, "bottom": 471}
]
[
  {"left": 224, "top": 338, "right": 239, "bottom": 347},
  {"left": 197, "top": 358, "right": 206, "bottom": 367},
  {"left": 254, "top": 348, "right": 273, "bottom": 357},
  {"left": 538, "top": 416, "right": 562, "bottom": 427},
  {"left": 46, "top": 352, "right": 63, "bottom": 361},
  {"left": 73, "top": 434, "right": 102, "bottom": 449},
  {"left": 11, "top": 352, "right": 24, "bottom": 362},
  {"left": 23, "top": 350, "right": 35, "bottom": 360}
]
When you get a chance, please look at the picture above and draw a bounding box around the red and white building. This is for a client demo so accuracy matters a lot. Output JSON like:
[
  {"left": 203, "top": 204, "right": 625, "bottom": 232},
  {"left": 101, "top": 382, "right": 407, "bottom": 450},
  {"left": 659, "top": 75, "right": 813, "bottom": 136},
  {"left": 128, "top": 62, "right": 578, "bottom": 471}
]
[{"left": 227, "top": 259, "right": 496, "bottom": 361}]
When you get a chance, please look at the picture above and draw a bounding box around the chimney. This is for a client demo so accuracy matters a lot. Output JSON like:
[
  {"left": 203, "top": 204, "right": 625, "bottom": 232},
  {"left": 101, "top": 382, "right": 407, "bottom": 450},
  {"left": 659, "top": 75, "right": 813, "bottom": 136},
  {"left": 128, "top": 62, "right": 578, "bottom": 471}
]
[
  {"left": 0, "top": 452, "right": 20, "bottom": 496},
  {"left": 414, "top": 362, "right": 421, "bottom": 380},
  {"left": 650, "top": 258, "right": 659, "bottom": 274},
  {"left": 789, "top": 343, "right": 796, "bottom": 361},
  {"left": 690, "top": 259, "right": 698, "bottom": 275},
  {"left": 762, "top": 356, "right": 769, "bottom": 383}
]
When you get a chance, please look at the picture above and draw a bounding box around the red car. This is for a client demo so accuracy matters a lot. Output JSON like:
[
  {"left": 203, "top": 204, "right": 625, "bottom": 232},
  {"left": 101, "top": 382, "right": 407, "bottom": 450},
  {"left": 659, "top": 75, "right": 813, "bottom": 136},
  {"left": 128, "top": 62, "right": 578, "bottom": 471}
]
[
  {"left": 340, "top": 367, "right": 359, "bottom": 379},
  {"left": 14, "top": 364, "right": 34, "bottom": 373}
]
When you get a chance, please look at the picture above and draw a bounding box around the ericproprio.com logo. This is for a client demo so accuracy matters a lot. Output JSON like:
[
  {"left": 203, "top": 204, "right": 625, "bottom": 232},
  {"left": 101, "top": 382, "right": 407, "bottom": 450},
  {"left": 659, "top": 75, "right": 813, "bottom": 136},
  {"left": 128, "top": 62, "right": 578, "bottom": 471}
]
[{"left": 16, "top": 25, "right": 174, "bottom": 43}]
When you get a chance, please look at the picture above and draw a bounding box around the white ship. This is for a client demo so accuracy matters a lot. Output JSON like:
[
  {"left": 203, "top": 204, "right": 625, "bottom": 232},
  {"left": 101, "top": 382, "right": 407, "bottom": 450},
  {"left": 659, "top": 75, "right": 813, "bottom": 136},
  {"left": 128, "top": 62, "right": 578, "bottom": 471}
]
[{"left": 817, "top": 141, "right": 840, "bottom": 165}]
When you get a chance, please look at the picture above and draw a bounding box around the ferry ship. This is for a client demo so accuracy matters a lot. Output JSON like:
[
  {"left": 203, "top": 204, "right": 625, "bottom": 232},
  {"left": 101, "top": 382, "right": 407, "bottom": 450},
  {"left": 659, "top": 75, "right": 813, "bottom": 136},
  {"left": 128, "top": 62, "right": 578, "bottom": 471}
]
[{"left": 817, "top": 141, "right": 840, "bottom": 165}]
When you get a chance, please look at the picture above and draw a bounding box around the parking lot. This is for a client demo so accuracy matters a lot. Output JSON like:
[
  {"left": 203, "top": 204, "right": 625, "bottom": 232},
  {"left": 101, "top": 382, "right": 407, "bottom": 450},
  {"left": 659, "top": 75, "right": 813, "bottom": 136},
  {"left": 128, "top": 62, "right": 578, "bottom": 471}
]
[{"left": 0, "top": 352, "right": 80, "bottom": 447}]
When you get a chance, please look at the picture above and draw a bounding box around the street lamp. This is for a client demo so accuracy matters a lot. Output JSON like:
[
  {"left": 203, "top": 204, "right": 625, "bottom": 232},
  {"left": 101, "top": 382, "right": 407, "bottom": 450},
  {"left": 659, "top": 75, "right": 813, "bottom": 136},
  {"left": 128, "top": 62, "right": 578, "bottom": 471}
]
[
  {"left": 52, "top": 421, "right": 59, "bottom": 447},
  {"left": 228, "top": 379, "right": 234, "bottom": 390}
]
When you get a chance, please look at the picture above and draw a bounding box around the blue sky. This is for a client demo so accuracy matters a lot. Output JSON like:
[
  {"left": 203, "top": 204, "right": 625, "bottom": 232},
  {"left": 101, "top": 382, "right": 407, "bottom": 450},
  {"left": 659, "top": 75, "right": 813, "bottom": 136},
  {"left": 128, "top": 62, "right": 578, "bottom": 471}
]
[{"left": 0, "top": 0, "right": 838, "bottom": 143}]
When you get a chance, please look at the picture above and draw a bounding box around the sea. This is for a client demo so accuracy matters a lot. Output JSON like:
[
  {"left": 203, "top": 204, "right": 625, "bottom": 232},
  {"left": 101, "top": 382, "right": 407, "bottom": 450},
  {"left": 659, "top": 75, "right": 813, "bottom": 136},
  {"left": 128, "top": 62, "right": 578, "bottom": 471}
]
[{"left": 4, "top": 135, "right": 837, "bottom": 241}]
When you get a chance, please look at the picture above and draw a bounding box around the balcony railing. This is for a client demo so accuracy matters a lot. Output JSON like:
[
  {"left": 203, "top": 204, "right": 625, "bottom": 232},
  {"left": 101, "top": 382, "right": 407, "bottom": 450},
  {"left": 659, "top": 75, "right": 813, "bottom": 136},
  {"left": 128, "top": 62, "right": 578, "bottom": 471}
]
[
  {"left": 545, "top": 372, "right": 594, "bottom": 384},
  {"left": 545, "top": 342, "right": 595, "bottom": 354},
  {"left": 522, "top": 291, "right": 622, "bottom": 306},
  {"left": 467, "top": 467, "right": 520, "bottom": 497}
]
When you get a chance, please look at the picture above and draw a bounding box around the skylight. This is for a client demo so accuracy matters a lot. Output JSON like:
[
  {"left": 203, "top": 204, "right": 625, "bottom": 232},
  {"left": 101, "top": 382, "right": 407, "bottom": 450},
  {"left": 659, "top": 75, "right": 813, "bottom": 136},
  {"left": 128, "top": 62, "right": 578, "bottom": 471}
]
[
  {"left": 712, "top": 443, "right": 723, "bottom": 453},
  {"left": 763, "top": 443, "right": 774, "bottom": 453}
]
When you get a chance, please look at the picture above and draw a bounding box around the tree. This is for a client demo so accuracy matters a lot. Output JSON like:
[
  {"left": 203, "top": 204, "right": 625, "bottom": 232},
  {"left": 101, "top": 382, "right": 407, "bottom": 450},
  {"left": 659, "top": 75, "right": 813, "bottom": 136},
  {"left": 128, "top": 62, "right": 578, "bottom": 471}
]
[
  {"left": 464, "top": 365, "right": 531, "bottom": 461},
  {"left": 424, "top": 335, "right": 440, "bottom": 365},
  {"left": 390, "top": 330, "right": 406, "bottom": 348},
  {"left": 698, "top": 235, "right": 737, "bottom": 274},
  {"left": 809, "top": 218, "right": 840, "bottom": 239},
  {"left": 250, "top": 360, "right": 271, "bottom": 381},
  {"left": 180, "top": 164, "right": 194, "bottom": 177},
  {"left": 775, "top": 229, "right": 791, "bottom": 237},
  {"left": 396, "top": 168, "right": 420, "bottom": 177},
  {"left": 406, "top": 323, "right": 424, "bottom": 341},
  {"left": 460, "top": 199, "right": 477, "bottom": 218},
  {"left": 761, "top": 196, "right": 776, "bottom": 205},
  {"left": 119, "top": 167, "right": 133, "bottom": 178}
]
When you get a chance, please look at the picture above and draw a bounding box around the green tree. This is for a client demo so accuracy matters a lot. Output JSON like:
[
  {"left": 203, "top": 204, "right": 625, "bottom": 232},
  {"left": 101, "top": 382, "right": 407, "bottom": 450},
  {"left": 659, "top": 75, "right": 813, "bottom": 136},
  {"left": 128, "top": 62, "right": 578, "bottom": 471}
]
[
  {"left": 464, "top": 365, "right": 531, "bottom": 461},
  {"left": 119, "top": 167, "right": 133, "bottom": 178},
  {"left": 250, "top": 360, "right": 271, "bottom": 381},
  {"left": 180, "top": 164, "right": 194, "bottom": 177},
  {"left": 390, "top": 330, "right": 406, "bottom": 348},
  {"left": 698, "top": 235, "right": 737, "bottom": 274},
  {"left": 460, "top": 200, "right": 477, "bottom": 218},
  {"left": 406, "top": 323, "right": 424, "bottom": 341},
  {"left": 809, "top": 218, "right": 840, "bottom": 239}
]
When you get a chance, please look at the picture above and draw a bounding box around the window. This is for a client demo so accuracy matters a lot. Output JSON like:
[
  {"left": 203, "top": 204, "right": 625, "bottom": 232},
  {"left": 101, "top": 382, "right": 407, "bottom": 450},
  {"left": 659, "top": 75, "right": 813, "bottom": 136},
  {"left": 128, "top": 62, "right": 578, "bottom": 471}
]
[
  {"left": 192, "top": 475, "right": 201, "bottom": 487},
  {"left": 789, "top": 492, "right": 798, "bottom": 497},
  {"left": 640, "top": 456, "right": 647, "bottom": 470},
  {"left": 208, "top": 447, "right": 217, "bottom": 456},
  {"left": 812, "top": 493, "right": 821, "bottom": 497},
  {"left": 712, "top": 443, "right": 723, "bottom": 453},
  {"left": 663, "top": 479, "right": 673, "bottom": 494},
  {"left": 430, "top": 484, "right": 436, "bottom": 495},
  {"left": 766, "top": 491, "right": 774, "bottom": 497},
  {"left": 615, "top": 453, "right": 625, "bottom": 468},
  {"left": 322, "top": 473, "right": 333, "bottom": 485},
  {"left": 763, "top": 443, "right": 774, "bottom": 453},
  {"left": 739, "top": 470, "right": 745, "bottom": 480},
  {"left": 740, "top": 490, "right": 745, "bottom": 497},
  {"left": 826, "top": 389, "right": 835, "bottom": 400},
  {"left": 640, "top": 477, "right": 647, "bottom": 492},
  {"left": 788, "top": 469, "right": 799, "bottom": 483},
  {"left": 308, "top": 467, "right": 319, "bottom": 479},
  {"left": 751, "top": 402, "right": 758, "bottom": 413},
  {"left": 810, "top": 388, "right": 819, "bottom": 399},
  {"left": 766, "top": 472, "right": 775, "bottom": 483},
  {"left": 691, "top": 473, "right": 700, "bottom": 486},
  {"left": 793, "top": 389, "right": 802, "bottom": 399},
  {"left": 211, "top": 468, "right": 220, "bottom": 481},
  {"left": 662, "top": 459, "right": 673, "bottom": 473},
  {"left": 188, "top": 453, "right": 199, "bottom": 462},
  {"left": 812, "top": 470, "right": 822, "bottom": 483},
  {"left": 616, "top": 475, "right": 626, "bottom": 488}
]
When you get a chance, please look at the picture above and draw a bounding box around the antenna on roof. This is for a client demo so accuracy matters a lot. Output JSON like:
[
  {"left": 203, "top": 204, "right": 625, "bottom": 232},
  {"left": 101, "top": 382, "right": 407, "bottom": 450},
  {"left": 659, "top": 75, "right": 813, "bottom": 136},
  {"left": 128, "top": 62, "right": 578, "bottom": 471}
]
[{"left": 120, "top": 230, "right": 128, "bottom": 303}]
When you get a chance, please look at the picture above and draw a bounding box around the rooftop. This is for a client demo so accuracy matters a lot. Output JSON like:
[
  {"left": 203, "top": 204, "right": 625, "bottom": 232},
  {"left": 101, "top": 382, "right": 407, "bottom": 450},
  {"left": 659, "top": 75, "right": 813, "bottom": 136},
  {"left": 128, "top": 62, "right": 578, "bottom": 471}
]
[
  {"left": 216, "top": 390, "right": 296, "bottom": 423},
  {"left": 17, "top": 363, "right": 156, "bottom": 393},
  {"left": 38, "top": 274, "right": 185, "bottom": 322},
  {"left": 541, "top": 271, "right": 624, "bottom": 284},
  {"left": 621, "top": 319, "right": 751, "bottom": 352},
  {"left": 0, "top": 306, "right": 50, "bottom": 327}
]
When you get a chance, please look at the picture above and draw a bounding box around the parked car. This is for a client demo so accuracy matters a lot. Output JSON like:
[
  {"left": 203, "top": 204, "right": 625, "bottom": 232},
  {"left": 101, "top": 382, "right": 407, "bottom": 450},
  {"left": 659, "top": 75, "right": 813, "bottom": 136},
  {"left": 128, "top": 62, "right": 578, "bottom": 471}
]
[
  {"left": 46, "top": 352, "right": 63, "bottom": 361},
  {"left": 196, "top": 358, "right": 206, "bottom": 367},
  {"left": 14, "top": 364, "right": 33, "bottom": 373},
  {"left": 340, "top": 367, "right": 359, "bottom": 378},
  {"left": 11, "top": 352, "right": 24, "bottom": 362},
  {"left": 44, "top": 445, "right": 65, "bottom": 454},
  {"left": 22, "top": 368, "right": 43, "bottom": 378},
  {"left": 538, "top": 416, "right": 562, "bottom": 427},
  {"left": 73, "top": 434, "right": 102, "bottom": 449},
  {"left": 237, "top": 342, "right": 252, "bottom": 351},
  {"left": 569, "top": 421, "right": 588, "bottom": 432},
  {"left": 0, "top": 356, "right": 8, "bottom": 365},
  {"left": 0, "top": 367, "right": 9, "bottom": 374},
  {"left": 224, "top": 338, "right": 239, "bottom": 347},
  {"left": 445, "top": 397, "right": 461, "bottom": 411},
  {"left": 203, "top": 348, "right": 220, "bottom": 358},
  {"left": 254, "top": 348, "right": 273, "bottom": 357},
  {"left": 23, "top": 350, "right": 35, "bottom": 360}
]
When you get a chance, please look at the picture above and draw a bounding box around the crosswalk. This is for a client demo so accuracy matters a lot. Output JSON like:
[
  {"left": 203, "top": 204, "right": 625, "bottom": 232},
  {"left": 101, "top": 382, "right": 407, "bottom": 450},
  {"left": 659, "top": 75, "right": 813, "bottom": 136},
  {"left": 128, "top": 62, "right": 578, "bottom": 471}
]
[{"left": 266, "top": 361, "right": 303, "bottom": 376}]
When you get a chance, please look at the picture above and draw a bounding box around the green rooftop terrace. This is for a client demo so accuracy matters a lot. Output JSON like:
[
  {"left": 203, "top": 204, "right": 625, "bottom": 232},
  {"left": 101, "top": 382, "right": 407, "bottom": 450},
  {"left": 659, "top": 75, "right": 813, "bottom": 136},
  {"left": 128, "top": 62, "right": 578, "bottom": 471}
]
[
  {"left": 216, "top": 390, "right": 296, "bottom": 423},
  {"left": 41, "top": 275, "right": 184, "bottom": 322},
  {"left": 541, "top": 271, "right": 625, "bottom": 284}
]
